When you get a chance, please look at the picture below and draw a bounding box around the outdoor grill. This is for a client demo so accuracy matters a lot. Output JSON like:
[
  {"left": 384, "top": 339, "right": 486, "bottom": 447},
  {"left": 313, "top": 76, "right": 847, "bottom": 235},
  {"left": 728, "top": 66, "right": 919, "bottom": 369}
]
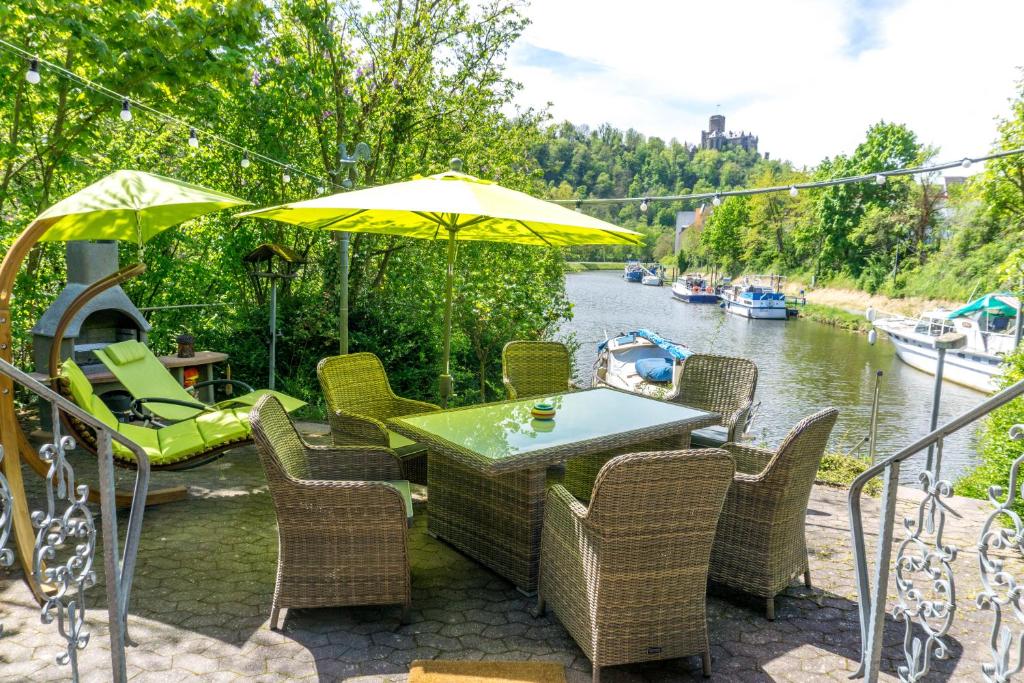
[{"left": 31, "top": 240, "right": 150, "bottom": 372}]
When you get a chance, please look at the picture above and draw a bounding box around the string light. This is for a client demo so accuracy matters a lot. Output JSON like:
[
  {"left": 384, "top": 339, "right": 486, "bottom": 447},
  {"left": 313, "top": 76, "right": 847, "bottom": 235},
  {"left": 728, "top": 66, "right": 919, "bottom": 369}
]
[
  {"left": 789, "top": 185, "right": 798, "bottom": 197},
  {"left": 25, "top": 57, "right": 39, "bottom": 84},
  {"left": 342, "top": 178, "right": 353, "bottom": 189},
  {"left": 961, "top": 158, "right": 972, "bottom": 169},
  {"left": 875, "top": 173, "right": 886, "bottom": 185},
  {"left": 316, "top": 184, "right": 326, "bottom": 195},
  {"left": 712, "top": 194, "right": 722, "bottom": 206},
  {"left": 282, "top": 171, "right": 291, "bottom": 183},
  {"left": 119, "top": 98, "right": 132, "bottom": 122},
  {"left": 640, "top": 198, "right": 649, "bottom": 214},
  {"left": 0, "top": 38, "right": 342, "bottom": 196}
]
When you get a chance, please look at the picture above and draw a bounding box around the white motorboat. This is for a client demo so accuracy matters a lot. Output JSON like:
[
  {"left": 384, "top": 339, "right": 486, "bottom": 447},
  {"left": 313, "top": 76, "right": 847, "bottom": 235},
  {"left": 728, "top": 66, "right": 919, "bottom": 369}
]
[
  {"left": 872, "top": 292, "right": 1019, "bottom": 393},
  {"left": 672, "top": 273, "right": 719, "bottom": 303},
  {"left": 642, "top": 273, "right": 663, "bottom": 286},
  {"left": 593, "top": 329, "right": 691, "bottom": 398},
  {"left": 720, "top": 275, "right": 789, "bottom": 320}
]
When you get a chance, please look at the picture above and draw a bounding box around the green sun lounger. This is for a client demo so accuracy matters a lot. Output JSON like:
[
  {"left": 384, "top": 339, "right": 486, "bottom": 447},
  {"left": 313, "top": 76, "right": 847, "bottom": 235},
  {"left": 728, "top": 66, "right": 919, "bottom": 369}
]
[
  {"left": 59, "top": 358, "right": 253, "bottom": 467},
  {"left": 93, "top": 340, "right": 305, "bottom": 422}
]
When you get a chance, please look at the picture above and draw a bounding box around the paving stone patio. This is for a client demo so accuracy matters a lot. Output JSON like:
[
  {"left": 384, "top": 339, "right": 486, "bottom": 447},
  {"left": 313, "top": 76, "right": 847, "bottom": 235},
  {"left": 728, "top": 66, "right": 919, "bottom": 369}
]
[{"left": 0, "top": 424, "right": 1012, "bottom": 682}]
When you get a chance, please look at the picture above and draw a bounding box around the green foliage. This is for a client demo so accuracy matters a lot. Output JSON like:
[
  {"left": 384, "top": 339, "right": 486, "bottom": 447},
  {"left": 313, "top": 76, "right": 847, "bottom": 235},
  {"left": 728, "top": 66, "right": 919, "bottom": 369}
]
[
  {"left": 957, "top": 348, "right": 1024, "bottom": 512},
  {"left": 817, "top": 452, "right": 880, "bottom": 496}
]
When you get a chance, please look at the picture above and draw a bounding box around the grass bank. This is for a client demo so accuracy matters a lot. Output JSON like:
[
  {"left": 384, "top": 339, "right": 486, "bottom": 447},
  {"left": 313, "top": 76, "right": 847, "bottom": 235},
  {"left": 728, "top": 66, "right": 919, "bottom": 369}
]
[
  {"left": 566, "top": 261, "right": 626, "bottom": 272},
  {"left": 798, "top": 302, "right": 874, "bottom": 333},
  {"left": 817, "top": 452, "right": 880, "bottom": 495}
]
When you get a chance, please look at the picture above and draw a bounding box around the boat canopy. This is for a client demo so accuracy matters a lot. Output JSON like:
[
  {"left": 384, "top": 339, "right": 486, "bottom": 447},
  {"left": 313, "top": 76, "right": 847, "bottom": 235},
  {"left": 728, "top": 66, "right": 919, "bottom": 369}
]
[
  {"left": 947, "top": 292, "right": 1019, "bottom": 319},
  {"left": 597, "top": 328, "right": 692, "bottom": 362}
]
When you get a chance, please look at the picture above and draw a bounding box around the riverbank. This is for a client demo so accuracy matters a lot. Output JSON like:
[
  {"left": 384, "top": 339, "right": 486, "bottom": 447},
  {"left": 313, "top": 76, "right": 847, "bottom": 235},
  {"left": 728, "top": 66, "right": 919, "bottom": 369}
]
[
  {"left": 798, "top": 302, "right": 874, "bottom": 333},
  {"left": 566, "top": 261, "right": 626, "bottom": 272},
  {"left": 784, "top": 279, "right": 962, "bottom": 317}
]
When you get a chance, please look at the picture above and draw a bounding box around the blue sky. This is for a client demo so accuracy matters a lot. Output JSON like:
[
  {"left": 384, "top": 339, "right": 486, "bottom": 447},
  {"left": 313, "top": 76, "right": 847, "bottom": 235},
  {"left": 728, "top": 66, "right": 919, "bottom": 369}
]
[{"left": 506, "top": 0, "right": 1024, "bottom": 169}]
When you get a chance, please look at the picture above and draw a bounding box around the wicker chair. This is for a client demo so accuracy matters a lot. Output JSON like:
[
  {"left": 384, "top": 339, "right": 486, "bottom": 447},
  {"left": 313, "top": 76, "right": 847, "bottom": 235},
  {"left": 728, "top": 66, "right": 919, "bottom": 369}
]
[
  {"left": 673, "top": 353, "right": 758, "bottom": 447},
  {"left": 250, "top": 395, "right": 412, "bottom": 629},
  {"left": 709, "top": 407, "right": 839, "bottom": 620},
  {"left": 537, "top": 449, "right": 735, "bottom": 681},
  {"left": 317, "top": 352, "right": 441, "bottom": 485},
  {"left": 501, "top": 340, "right": 575, "bottom": 399}
]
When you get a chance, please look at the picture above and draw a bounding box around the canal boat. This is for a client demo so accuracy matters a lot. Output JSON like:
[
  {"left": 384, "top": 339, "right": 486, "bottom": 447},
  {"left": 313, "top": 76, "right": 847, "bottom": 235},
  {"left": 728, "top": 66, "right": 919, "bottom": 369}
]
[
  {"left": 624, "top": 260, "right": 644, "bottom": 283},
  {"left": 720, "top": 275, "right": 789, "bottom": 320},
  {"left": 871, "top": 292, "right": 1019, "bottom": 392},
  {"left": 642, "top": 271, "right": 663, "bottom": 286},
  {"left": 672, "top": 273, "right": 719, "bottom": 303},
  {"left": 593, "top": 329, "right": 692, "bottom": 398}
]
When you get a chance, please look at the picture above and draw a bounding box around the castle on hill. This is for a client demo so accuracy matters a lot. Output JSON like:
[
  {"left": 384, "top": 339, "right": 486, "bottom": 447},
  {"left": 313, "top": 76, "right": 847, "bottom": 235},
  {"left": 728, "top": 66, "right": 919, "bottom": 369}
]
[{"left": 700, "top": 114, "right": 758, "bottom": 153}]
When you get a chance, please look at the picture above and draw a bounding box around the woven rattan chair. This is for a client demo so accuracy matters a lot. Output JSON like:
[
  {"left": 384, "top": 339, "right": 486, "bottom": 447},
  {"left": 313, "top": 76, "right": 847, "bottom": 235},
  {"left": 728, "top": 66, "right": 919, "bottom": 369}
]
[
  {"left": 673, "top": 353, "right": 758, "bottom": 447},
  {"left": 317, "top": 352, "right": 441, "bottom": 485},
  {"left": 537, "top": 449, "right": 735, "bottom": 681},
  {"left": 709, "top": 407, "right": 838, "bottom": 620},
  {"left": 250, "top": 395, "right": 412, "bottom": 629},
  {"left": 501, "top": 340, "right": 575, "bottom": 399}
]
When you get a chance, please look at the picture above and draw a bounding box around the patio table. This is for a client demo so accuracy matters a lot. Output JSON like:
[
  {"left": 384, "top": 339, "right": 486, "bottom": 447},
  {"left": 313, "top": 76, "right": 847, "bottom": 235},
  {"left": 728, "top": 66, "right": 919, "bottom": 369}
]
[{"left": 387, "top": 387, "right": 718, "bottom": 592}]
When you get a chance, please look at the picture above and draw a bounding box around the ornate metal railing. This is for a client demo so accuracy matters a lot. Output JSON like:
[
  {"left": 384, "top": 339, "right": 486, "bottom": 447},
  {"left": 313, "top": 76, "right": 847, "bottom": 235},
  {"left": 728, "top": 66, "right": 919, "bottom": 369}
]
[
  {"left": 849, "top": 377, "right": 1024, "bottom": 681},
  {"left": 0, "top": 358, "right": 150, "bottom": 683}
]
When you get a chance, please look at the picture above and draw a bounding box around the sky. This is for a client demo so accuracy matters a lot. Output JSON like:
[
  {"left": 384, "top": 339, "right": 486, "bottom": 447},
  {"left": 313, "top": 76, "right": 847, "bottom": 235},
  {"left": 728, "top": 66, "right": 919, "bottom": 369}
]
[{"left": 505, "top": 0, "right": 1024, "bottom": 170}]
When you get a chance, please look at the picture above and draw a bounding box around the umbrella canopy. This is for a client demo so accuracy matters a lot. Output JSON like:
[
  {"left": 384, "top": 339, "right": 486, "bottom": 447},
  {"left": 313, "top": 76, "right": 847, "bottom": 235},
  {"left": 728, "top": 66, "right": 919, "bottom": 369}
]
[
  {"left": 35, "top": 169, "right": 250, "bottom": 243},
  {"left": 237, "top": 169, "right": 642, "bottom": 246},
  {"left": 240, "top": 166, "right": 643, "bottom": 404},
  {"left": 947, "top": 292, "right": 1019, "bottom": 319}
]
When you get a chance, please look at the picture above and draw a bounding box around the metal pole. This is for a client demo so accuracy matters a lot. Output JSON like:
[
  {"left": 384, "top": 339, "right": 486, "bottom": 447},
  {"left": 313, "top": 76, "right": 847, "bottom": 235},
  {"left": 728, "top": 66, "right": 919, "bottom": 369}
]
[
  {"left": 268, "top": 278, "right": 277, "bottom": 390},
  {"left": 1015, "top": 276, "right": 1023, "bottom": 349},
  {"left": 95, "top": 429, "right": 128, "bottom": 683},
  {"left": 339, "top": 232, "right": 349, "bottom": 354},
  {"left": 925, "top": 347, "right": 946, "bottom": 473},
  {"left": 868, "top": 370, "right": 882, "bottom": 464},
  {"left": 439, "top": 227, "right": 457, "bottom": 407}
]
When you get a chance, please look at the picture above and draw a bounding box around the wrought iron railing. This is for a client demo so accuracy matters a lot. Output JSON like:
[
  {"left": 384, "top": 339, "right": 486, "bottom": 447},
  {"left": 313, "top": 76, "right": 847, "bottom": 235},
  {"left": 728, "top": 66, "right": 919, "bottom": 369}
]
[
  {"left": 849, "top": 377, "right": 1024, "bottom": 681},
  {"left": 0, "top": 358, "right": 150, "bottom": 683}
]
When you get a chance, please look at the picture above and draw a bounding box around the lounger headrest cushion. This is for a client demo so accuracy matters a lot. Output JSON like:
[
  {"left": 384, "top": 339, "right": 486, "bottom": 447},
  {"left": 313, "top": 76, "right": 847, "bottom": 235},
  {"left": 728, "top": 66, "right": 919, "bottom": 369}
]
[
  {"left": 60, "top": 358, "right": 95, "bottom": 406},
  {"left": 104, "top": 340, "right": 149, "bottom": 366}
]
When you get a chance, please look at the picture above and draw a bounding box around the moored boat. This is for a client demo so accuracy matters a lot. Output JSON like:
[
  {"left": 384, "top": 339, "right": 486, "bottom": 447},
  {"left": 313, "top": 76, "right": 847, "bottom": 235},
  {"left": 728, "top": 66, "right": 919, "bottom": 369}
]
[
  {"left": 642, "top": 272, "right": 663, "bottom": 286},
  {"left": 672, "top": 273, "right": 719, "bottom": 303},
  {"left": 720, "top": 275, "right": 788, "bottom": 320},
  {"left": 872, "top": 292, "right": 1019, "bottom": 392},
  {"left": 593, "top": 329, "right": 691, "bottom": 398},
  {"left": 624, "top": 260, "right": 643, "bottom": 282}
]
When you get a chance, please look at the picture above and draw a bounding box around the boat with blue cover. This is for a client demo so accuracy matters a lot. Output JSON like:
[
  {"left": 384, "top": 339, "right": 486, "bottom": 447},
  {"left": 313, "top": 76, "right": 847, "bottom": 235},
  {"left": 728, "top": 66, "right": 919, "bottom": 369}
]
[
  {"left": 593, "top": 328, "right": 692, "bottom": 397},
  {"left": 623, "top": 260, "right": 644, "bottom": 283},
  {"left": 720, "top": 275, "right": 789, "bottom": 319}
]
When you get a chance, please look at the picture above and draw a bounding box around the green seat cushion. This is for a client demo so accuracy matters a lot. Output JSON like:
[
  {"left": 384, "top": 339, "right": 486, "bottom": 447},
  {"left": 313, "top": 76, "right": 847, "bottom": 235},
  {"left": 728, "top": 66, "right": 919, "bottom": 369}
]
[
  {"left": 103, "top": 340, "right": 149, "bottom": 365},
  {"left": 194, "top": 408, "right": 250, "bottom": 443},
  {"left": 690, "top": 425, "right": 729, "bottom": 447},
  {"left": 113, "top": 421, "right": 162, "bottom": 462},
  {"left": 388, "top": 430, "right": 418, "bottom": 452},
  {"left": 61, "top": 358, "right": 96, "bottom": 408},
  {"left": 216, "top": 389, "right": 306, "bottom": 414},
  {"left": 382, "top": 480, "right": 414, "bottom": 525}
]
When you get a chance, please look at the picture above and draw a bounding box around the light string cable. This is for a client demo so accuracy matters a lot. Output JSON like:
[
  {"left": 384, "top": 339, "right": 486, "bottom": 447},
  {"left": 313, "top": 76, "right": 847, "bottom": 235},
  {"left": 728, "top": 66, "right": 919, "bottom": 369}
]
[
  {"left": 554, "top": 148, "right": 1024, "bottom": 208},
  {"left": 0, "top": 37, "right": 340, "bottom": 192}
]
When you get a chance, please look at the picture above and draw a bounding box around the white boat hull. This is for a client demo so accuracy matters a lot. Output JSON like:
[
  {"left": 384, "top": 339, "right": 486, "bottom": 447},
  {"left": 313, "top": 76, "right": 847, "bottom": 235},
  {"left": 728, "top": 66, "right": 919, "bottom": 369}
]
[
  {"left": 722, "top": 298, "right": 788, "bottom": 320},
  {"left": 881, "top": 329, "right": 1001, "bottom": 392}
]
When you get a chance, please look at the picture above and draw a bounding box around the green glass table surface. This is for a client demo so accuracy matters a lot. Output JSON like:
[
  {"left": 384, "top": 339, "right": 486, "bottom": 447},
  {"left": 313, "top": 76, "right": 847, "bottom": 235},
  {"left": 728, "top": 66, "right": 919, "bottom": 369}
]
[{"left": 390, "top": 387, "right": 715, "bottom": 462}]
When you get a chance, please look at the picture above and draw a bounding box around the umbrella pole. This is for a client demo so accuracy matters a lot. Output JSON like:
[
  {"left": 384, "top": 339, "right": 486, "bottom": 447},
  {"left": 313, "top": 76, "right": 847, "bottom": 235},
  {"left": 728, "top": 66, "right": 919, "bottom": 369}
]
[
  {"left": 339, "top": 232, "right": 350, "bottom": 354},
  {"left": 440, "top": 227, "right": 457, "bottom": 407}
]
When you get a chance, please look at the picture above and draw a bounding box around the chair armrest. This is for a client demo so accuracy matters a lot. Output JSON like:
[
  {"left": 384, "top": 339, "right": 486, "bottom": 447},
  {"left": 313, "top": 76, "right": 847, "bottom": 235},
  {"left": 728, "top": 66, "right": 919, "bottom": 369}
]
[
  {"left": 276, "top": 477, "right": 409, "bottom": 521},
  {"left": 300, "top": 444, "right": 404, "bottom": 481},
  {"left": 721, "top": 399, "right": 754, "bottom": 441},
  {"left": 544, "top": 484, "right": 590, "bottom": 537},
  {"left": 503, "top": 377, "right": 519, "bottom": 400},
  {"left": 327, "top": 410, "right": 390, "bottom": 447},
  {"left": 722, "top": 443, "right": 775, "bottom": 478},
  {"left": 392, "top": 396, "right": 441, "bottom": 415}
]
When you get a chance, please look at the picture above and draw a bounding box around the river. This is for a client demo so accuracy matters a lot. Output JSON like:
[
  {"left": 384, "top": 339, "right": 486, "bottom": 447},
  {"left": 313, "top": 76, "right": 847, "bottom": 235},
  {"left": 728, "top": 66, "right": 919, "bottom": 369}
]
[{"left": 560, "top": 270, "right": 986, "bottom": 484}]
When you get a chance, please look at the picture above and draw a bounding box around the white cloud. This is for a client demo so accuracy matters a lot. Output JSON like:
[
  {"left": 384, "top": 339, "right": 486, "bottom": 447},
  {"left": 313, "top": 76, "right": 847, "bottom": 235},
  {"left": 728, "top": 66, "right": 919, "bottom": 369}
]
[{"left": 507, "top": 0, "right": 1024, "bottom": 169}]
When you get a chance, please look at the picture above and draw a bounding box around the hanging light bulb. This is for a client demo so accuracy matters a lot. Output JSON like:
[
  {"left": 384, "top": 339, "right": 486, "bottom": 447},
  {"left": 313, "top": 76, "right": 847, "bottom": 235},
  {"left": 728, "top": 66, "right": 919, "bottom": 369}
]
[
  {"left": 317, "top": 184, "right": 326, "bottom": 195},
  {"left": 874, "top": 173, "right": 886, "bottom": 185},
  {"left": 282, "top": 170, "right": 291, "bottom": 183},
  {"left": 640, "top": 198, "right": 649, "bottom": 214},
  {"left": 119, "top": 98, "right": 132, "bottom": 122},
  {"left": 25, "top": 58, "right": 40, "bottom": 85},
  {"left": 188, "top": 127, "right": 199, "bottom": 148},
  {"left": 712, "top": 194, "right": 722, "bottom": 206},
  {"left": 789, "top": 185, "right": 798, "bottom": 197},
  {"left": 961, "top": 157, "right": 972, "bottom": 169},
  {"left": 342, "top": 178, "right": 353, "bottom": 189},
  {"left": 240, "top": 151, "right": 251, "bottom": 168}
]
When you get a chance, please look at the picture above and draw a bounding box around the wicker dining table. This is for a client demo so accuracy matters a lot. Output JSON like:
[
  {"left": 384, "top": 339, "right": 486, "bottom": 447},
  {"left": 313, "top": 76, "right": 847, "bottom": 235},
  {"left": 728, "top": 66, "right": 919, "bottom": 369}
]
[{"left": 387, "top": 387, "right": 719, "bottom": 592}]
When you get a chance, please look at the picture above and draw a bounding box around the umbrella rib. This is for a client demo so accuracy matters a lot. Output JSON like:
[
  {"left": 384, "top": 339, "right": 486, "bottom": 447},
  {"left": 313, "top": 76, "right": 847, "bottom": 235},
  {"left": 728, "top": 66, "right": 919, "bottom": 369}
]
[
  {"left": 600, "top": 228, "right": 644, "bottom": 245},
  {"left": 313, "top": 208, "right": 368, "bottom": 231},
  {"left": 515, "top": 220, "right": 554, "bottom": 247}
]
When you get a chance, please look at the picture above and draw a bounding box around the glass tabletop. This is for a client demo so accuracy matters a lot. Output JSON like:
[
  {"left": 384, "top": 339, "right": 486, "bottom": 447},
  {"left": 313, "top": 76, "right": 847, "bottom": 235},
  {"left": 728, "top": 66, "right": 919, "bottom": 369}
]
[{"left": 392, "top": 388, "right": 715, "bottom": 462}]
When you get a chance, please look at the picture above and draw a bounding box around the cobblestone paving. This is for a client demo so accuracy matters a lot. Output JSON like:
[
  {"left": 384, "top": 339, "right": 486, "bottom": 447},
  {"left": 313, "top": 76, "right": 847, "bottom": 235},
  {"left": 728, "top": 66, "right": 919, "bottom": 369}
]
[{"left": 0, "top": 424, "right": 1012, "bottom": 681}]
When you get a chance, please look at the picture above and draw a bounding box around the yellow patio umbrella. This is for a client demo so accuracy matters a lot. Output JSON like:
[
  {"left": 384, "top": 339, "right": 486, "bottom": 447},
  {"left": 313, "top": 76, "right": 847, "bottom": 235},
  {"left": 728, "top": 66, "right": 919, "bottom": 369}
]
[{"left": 239, "top": 161, "right": 643, "bottom": 405}]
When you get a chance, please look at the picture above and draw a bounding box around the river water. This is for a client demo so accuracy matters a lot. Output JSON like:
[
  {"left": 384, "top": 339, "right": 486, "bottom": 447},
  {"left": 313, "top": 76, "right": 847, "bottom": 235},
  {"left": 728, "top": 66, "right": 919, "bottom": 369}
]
[{"left": 560, "top": 271, "right": 986, "bottom": 484}]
